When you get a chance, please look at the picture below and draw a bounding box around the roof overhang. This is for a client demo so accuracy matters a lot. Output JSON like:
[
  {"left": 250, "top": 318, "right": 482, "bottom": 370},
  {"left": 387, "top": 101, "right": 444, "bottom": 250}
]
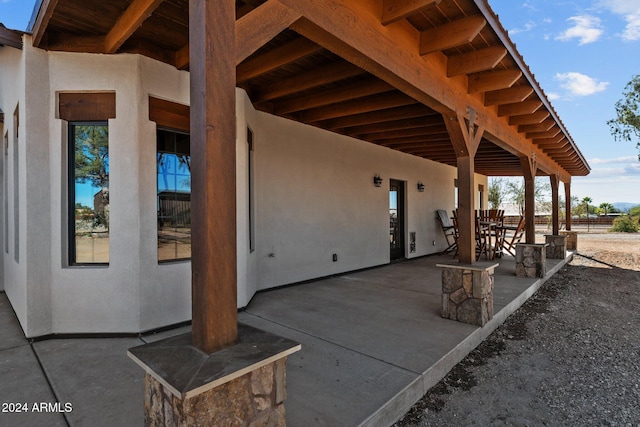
[
  {"left": 0, "top": 24, "right": 23, "bottom": 49},
  {"left": 28, "top": 0, "right": 590, "bottom": 180}
]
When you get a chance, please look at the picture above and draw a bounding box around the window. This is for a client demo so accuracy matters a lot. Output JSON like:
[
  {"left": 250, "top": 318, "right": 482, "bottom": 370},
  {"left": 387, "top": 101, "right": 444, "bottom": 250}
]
[
  {"left": 157, "top": 128, "right": 191, "bottom": 261},
  {"left": 248, "top": 127, "right": 255, "bottom": 253},
  {"left": 454, "top": 179, "right": 458, "bottom": 209},
  {"left": 69, "top": 123, "right": 110, "bottom": 264},
  {"left": 3, "top": 131, "right": 7, "bottom": 254},
  {"left": 13, "top": 106, "right": 19, "bottom": 262}
]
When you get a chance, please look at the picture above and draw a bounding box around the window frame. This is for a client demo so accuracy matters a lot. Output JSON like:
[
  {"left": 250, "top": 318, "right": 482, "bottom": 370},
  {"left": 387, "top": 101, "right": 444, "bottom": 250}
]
[
  {"left": 156, "top": 126, "right": 191, "bottom": 263},
  {"left": 68, "top": 121, "right": 110, "bottom": 266}
]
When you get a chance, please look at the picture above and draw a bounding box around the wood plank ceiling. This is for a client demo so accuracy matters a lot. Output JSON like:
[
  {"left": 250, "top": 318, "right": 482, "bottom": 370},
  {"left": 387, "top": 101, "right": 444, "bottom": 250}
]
[{"left": 28, "top": 0, "right": 590, "bottom": 177}]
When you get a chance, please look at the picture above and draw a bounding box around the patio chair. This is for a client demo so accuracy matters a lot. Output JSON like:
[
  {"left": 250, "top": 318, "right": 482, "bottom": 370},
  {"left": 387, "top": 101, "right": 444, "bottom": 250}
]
[
  {"left": 500, "top": 216, "right": 526, "bottom": 257},
  {"left": 436, "top": 209, "right": 457, "bottom": 254}
]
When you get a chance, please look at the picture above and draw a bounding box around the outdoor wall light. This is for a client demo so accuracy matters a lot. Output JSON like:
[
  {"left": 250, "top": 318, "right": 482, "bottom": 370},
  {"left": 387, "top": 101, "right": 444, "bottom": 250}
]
[
  {"left": 373, "top": 175, "right": 383, "bottom": 187},
  {"left": 417, "top": 182, "right": 425, "bottom": 192}
]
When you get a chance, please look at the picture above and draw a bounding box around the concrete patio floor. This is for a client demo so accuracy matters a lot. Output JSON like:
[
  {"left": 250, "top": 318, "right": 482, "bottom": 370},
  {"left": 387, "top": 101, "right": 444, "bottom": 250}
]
[{"left": 0, "top": 252, "right": 571, "bottom": 427}]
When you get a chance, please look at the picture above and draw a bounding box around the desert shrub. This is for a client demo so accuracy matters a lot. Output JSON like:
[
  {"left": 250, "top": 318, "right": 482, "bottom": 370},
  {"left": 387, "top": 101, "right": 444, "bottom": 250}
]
[{"left": 610, "top": 215, "right": 639, "bottom": 233}]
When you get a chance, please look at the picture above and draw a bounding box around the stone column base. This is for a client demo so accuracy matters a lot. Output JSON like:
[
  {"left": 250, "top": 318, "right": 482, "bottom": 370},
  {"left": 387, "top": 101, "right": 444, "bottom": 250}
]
[
  {"left": 437, "top": 262, "right": 498, "bottom": 327},
  {"left": 515, "top": 243, "right": 548, "bottom": 278},
  {"left": 559, "top": 230, "right": 578, "bottom": 250},
  {"left": 545, "top": 234, "right": 567, "bottom": 259},
  {"left": 128, "top": 325, "right": 301, "bottom": 427}
]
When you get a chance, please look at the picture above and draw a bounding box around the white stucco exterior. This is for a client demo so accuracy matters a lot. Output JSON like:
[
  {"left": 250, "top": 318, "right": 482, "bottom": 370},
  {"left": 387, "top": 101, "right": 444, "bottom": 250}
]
[{"left": 0, "top": 36, "right": 487, "bottom": 337}]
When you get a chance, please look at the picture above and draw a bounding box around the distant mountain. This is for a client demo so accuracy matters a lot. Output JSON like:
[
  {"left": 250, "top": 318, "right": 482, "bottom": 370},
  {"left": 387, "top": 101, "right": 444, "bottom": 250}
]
[{"left": 613, "top": 202, "right": 639, "bottom": 212}]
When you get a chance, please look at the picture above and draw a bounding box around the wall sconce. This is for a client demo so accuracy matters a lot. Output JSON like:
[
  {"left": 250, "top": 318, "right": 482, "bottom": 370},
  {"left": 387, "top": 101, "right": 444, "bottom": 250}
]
[
  {"left": 417, "top": 181, "right": 425, "bottom": 192},
  {"left": 373, "top": 175, "right": 383, "bottom": 187}
]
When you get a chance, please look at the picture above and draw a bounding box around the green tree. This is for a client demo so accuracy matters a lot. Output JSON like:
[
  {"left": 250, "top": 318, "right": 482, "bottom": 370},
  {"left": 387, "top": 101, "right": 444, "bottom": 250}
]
[
  {"left": 611, "top": 216, "right": 639, "bottom": 233},
  {"left": 598, "top": 202, "right": 614, "bottom": 216},
  {"left": 504, "top": 177, "right": 551, "bottom": 215},
  {"left": 608, "top": 74, "right": 640, "bottom": 160},
  {"left": 581, "top": 197, "right": 593, "bottom": 217},
  {"left": 74, "top": 125, "right": 109, "bottom": 189},
  {"left": 488, "top": 177, "right": 505, "bottom": 210},
  {"left": 630, "top": 205, "right": 640, "bottom": 216}
]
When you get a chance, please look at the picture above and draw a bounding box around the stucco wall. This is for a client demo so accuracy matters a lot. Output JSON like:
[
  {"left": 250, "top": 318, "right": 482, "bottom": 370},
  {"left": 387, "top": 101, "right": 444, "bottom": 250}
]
[
  {"left": 251, "top": 110, "right": 484, "bottom": 290},
  {"left": 0, "top": 42, "right": 28, "bottom": 332},
  {"left": 3, "top": 42, "right": 488, "bottom": 335}
]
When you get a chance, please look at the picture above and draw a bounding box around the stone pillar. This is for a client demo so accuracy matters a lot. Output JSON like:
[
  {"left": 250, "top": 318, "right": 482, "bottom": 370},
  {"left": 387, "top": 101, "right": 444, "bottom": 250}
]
[
  {"left": 515, "top": 243, "right": 548, "bottom": 278},
  {"left": 129, "top": 325, "right": 300, "bottom": 427},
  {"left": 437, "top": 262, "right": 498, "bottom": 327},
  {"left": 559, "top": 230, "right": 578, "bottom": 251},
  {"left": 544, "top": 234, "right": 567, "bottom": 259}
]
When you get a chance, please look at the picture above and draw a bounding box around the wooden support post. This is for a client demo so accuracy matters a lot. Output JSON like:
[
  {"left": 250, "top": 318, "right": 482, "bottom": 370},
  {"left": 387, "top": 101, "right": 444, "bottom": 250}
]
[
  {"left": 564, "top": 181, "right": 572, "bottom": 231},
  {"left": 444, "top": 110, "right": 485, "bottom": 264},
  {"left": 550, "top": 174, "right": 559, "bottom": 235},
  {"left": 456, "top": 155, "right": 475, "bottom": 264},
  {"left": 189, "top": 0, "right": 238, "bottom": 354},
  {"left": 520, "top": 155, "right": 537, "bottom": 244}
]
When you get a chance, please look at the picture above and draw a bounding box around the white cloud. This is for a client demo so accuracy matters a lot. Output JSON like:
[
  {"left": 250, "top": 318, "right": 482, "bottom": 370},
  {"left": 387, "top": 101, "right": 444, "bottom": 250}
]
[
  {"left": 596, "top": 0, "right": 640, "bottom": 41},
  {"left": 547, "top": 92, "right": 561, "bottom": 101},
  {"left": 508, "top": 21, "right": 537, "bottom": 35},
  {"left": 556, "top": 15, "right": 604, "bottom": 44},
  {"left": 589, "top": 156, "right": 638, "bottom": 165},
  {"left": 554, "top": 72, "right": 609, "bottom": 96}
]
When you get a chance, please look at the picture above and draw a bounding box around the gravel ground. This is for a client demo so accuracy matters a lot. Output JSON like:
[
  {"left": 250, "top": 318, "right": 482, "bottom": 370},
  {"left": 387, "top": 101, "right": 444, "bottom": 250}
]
[{"left": 395, "top": 233, "right": 640, "bottom": 427}]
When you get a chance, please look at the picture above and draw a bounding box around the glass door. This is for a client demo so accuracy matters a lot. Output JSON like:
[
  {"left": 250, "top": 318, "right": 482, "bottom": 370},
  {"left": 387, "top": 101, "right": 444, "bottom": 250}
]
[{"left": 389, "top": 179, "right": 405, "bottom": 261}]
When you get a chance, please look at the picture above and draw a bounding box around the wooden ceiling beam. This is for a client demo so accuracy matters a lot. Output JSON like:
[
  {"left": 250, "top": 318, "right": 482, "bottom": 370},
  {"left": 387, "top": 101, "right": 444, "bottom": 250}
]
[
  {"left": 236, "top": 0, "right": 302, "bottom": 65},
  {"left": 359, "top": 124, "right": 447, "bottom": 140},
  {"left": 46, "top": 34, "right": 105, "bottom": 53},
  {"left": 447, "top": 46, "right": 507, "bottom": 77},
  {"left": 498, "top": 100, "right": 543, "bottom": 117},
  {"left": 484, "top": 86, "right": 534, "bottom": 106},
  {"left": 344, "top": 115, "right": 442, "bottom": 135},
  {"left": 468, "top": 69, "right": 522, "bottom": 94},
  {"left": 534, "top": 135, "right": 566, "bottom": 147},
  {"left": 419, "top": 15, "right": 486, "bottom": 55},
  {"left": 282, "top": 0, "right": 572, "bottom": 180},
  {"left": 543, "top": 144, "right": 573, "bottom": 153},
  {"left": 237, "top": 37, "right": 323, "bottom": 83},
  {"left": 508, "top": 110, "right": 550, "bottom": 126},
  {"left": 122, "top": 38, "right": 176, "bottom": 65},
  {"left": 299, "top": 92, "right": 417, "bottom": 122},
  {"left": 322, "top": 105, "right": 433, "bottom": 130},
  {"left": 105, "top": 0, "right": 165, "bottom": 54},
  {"left": 526, "top": 128, "right": 561, "bottom": 140},
  {"left": 273, "top": 77, "right": 394, "bottom": 114},
  {"left": 381, "top": 0, "right": 441, "bottom": 25},
  {"left": 175, "top": 44, "right": 189, "bottom": 70},
  {"left": 518, "top": 119, "right": 555, "bottom": 134},
  {"left": 253, "top": 61, "right": 365, "bottom": 103},
  {"left": 379, "top": 135, "right": 451, "bottom": 146}
]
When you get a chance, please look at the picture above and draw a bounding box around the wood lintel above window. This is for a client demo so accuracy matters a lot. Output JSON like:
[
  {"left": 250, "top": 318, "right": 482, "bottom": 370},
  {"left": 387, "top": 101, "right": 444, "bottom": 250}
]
[
  {"left": 58, "top": 92, "right": 116, "bottom": 121},
  {"left": 149, "top": 97, "right": 190, "bottom": 133}
]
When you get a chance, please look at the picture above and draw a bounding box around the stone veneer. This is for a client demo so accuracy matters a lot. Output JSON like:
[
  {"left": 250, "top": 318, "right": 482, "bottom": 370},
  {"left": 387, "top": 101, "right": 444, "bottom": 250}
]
[
  {"left": 437, "top": 263, "right": 498, "bottom": 327},
  {"left": 144, "top": 359, "right": 287, "bottom": 426},
  {"left": 560, "top": 230, "right": 578, "bottom": 251},
  {"left": 128, "top": 325, "right": 300, "bottom": 427},
  {"left": 544, "top": 234, "right": 568, "bottom": 259},
  {"left": 515, "top": 243, "right": 548, "bottom": 278}
]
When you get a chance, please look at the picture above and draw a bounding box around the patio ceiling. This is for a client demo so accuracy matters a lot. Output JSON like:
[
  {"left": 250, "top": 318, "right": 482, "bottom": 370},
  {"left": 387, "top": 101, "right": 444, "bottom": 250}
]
[{"left": 28, "top": 0, "right": 590, "bottom": 179}]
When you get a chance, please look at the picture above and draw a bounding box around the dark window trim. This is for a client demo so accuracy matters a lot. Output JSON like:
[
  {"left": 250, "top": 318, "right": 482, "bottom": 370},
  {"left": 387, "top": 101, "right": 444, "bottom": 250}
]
[
  {"left": 247, "top": 127, "right": 255, "bottom": 253},
  {"left": 68, "top": 121, "right": 109, "bottom": 266}
]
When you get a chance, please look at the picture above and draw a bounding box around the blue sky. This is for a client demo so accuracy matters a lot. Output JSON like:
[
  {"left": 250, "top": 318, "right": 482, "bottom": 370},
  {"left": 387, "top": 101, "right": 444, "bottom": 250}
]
[
  {"left": 2, "top": 1, "right": 639, "bottom": 205},
  {"left": 491, "top": 0, "right": 640, "bottom": 205}
]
